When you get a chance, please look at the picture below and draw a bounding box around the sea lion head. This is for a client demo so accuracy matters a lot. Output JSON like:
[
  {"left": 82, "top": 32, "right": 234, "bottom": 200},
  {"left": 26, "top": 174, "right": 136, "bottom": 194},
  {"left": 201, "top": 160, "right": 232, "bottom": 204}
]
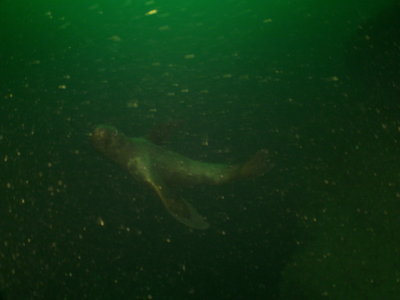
[
  {"left": 91, "top": 125, "right": 119, "bottom": 150},
  {"left": 90, "top": 125, "right": 131, "bottom": 159},
  {"left": 91, "top": 125, "right": 135, "bottom": 167}
]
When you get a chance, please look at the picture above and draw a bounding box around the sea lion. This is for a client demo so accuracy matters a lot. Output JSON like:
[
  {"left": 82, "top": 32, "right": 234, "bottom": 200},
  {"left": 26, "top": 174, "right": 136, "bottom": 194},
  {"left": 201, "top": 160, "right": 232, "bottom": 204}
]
[{"left": 91, "top": 125, "right": 271, "bottom": 229}]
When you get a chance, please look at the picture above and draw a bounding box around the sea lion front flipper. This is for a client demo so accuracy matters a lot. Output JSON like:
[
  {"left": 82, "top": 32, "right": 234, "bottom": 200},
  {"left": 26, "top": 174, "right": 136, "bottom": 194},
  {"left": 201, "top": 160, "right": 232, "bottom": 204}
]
[
  {"left": 128, "top": 157, "right": 209, "bottom": 230},
  {"left": 148, "top": 179, "right": 210, "bottom": 230}
]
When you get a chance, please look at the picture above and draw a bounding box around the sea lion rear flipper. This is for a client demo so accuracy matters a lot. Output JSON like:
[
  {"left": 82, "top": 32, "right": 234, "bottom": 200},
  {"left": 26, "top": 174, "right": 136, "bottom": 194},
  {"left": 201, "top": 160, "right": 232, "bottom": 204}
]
[
  {"left": 237, "top": 149, "right": 273, "bottom": 178},
  {"left": 147, "top": 178, "right": 209, "bottom": 230},
  {"left": 146, "top": 120, "right": 183, "bottom": 145}
]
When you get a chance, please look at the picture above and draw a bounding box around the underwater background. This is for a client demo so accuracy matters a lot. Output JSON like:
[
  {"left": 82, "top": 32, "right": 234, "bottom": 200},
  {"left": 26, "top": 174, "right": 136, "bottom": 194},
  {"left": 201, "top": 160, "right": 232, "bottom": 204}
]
[{"left": 1, "top": 0, "right": 399, "bottom": 299}]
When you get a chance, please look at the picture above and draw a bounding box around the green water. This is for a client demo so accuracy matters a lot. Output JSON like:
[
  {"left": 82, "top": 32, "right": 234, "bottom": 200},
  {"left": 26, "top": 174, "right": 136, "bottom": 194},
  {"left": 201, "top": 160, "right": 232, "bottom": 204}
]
[{"left": 1, "top": 0, "right": 399, "bottom": 299}]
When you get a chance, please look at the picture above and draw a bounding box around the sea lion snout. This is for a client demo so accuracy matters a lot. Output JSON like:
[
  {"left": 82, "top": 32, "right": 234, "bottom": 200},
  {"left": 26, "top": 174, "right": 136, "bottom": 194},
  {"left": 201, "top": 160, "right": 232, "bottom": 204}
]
[{"left": 93, "top": 125, "right": 118, "bottom": 138}]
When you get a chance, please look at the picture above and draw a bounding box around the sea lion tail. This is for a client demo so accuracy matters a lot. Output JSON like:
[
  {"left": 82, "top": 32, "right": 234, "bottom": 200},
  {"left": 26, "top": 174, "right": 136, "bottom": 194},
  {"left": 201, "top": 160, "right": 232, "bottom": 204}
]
[{"left": 237, "top": 149, "right": 272, "bottom": 178}]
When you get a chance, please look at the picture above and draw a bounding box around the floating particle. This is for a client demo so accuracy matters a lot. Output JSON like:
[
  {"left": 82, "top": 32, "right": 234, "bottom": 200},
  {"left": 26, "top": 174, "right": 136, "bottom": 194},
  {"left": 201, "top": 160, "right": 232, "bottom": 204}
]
[
  {"left": 145, "top": 9, "right": 158, "bottom": 16},
  {"left": 108, "top": 35, "right": 122, "bottom": 42}
]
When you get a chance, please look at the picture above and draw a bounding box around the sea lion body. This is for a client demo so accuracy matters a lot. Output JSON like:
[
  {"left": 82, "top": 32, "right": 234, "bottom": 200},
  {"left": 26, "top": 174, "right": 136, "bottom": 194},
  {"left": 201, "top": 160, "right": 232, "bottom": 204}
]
[{"left": 91, "top": 125, "right": 269, "bottom": 229}]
